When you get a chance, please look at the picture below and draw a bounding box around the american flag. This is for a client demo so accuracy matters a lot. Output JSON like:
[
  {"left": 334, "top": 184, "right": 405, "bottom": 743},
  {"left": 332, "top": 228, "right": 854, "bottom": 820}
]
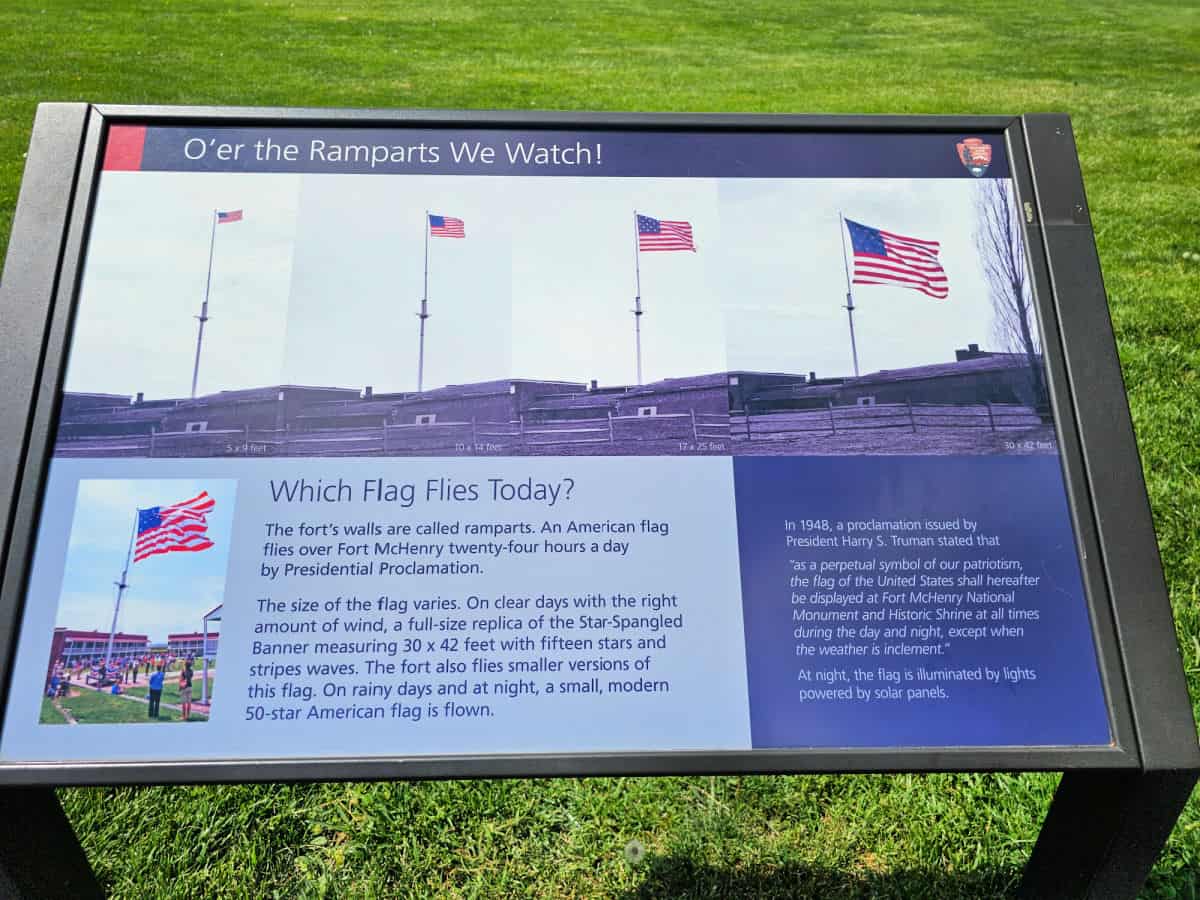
[
  {"left": 429, "top": 214, "right": 465, "bottom": 238},
  {"left": 637, "top": 214, "right": 695, "bottom": 252},
  {"left": 134, "top": 492, "right": 215, "bottom": 563},
  {"left": 217, "top": 209, "right": 243, "bottom": 224},
  {"left": 846, "top": 219, "right": 948, "bottom": 299}
]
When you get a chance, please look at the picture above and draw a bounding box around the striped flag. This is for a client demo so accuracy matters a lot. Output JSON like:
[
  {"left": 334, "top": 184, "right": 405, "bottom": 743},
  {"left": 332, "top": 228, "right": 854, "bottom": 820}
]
[
  {"left": 429, "top": 214, "right": 465, "bottom": 238},
  {"left": 846, "top": 219, "right": 948, "bottom": 299},
  {"left": 637, "top": 214, "right": 695, "bottom": 252},
  {"left": 134, "top": 492, "right": 215, "bottom": 563},
  {"left": 217, "top": 209, "right": 243, "bottom": 224}
]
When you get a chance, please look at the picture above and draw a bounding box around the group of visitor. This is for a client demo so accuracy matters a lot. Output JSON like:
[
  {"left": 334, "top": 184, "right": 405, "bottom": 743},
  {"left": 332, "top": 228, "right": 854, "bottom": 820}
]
[
  {"left": 44, "top": 661, "right": 71, "bottom": 698},
  {"left": 45, "top": 654, "right": 198, "bottom": 721},
  {"left": 62, "top": 653, "right": 179, "bottom": 687}
]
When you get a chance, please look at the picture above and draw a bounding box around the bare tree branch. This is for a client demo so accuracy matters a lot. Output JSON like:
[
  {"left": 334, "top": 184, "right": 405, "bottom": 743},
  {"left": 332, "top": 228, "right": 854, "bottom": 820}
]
[{"left": 974, "top": 180, "right": 1045, "bottom": 407}]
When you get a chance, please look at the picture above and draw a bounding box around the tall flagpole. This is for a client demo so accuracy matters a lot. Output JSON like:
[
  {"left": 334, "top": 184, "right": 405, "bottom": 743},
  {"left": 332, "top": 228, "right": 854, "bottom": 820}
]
[
  {"left": 417, "top": 210, "right": 430, "bottom": 393},
  {"left": 102, "top": 510, "right": 139, "bottom": 675},
  {"left": 190, "top": 209, "right": 218, "bottom": 399},
  {"left": 838, "top": 212, "right": 861, "bottom": 377},
  {"left": 632, "top": 211, "right": 644, "bottom": 386}
]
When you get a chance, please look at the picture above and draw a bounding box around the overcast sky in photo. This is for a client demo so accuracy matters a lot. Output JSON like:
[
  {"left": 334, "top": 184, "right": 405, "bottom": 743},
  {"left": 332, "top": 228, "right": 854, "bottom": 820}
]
[
  {"left": 283, "top": 174, "right": 513, "bottom": 392},
  {"left": 65, "top": 172, "right": 300, "bottom": 398},
  {"left": 507, "top": 177, "right": 724, "bottom": 387},
  {"left": 284, "top": 174, "right": 724, "bottom": 391},
  {"left": 715, "top": 178, "right": 1023, "bottom": 378},
  {"left": 63, "top": 169, "right": 1022, "bottom": 398},
  {"left": 52, "top": 479, "right": 235, "bottom": 642}
]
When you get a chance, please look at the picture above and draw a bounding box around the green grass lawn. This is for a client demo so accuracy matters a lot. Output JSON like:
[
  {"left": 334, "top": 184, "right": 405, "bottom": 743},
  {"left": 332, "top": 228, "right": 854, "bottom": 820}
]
[
  {"left": 1, "top": 1, "right": 1198, "bottom": 897},
  {"left": 39, "top": 696, "right": 66, "bottom": 724},
  {"left": 42, "top": 690, "right": 208, "bottom": 725}
]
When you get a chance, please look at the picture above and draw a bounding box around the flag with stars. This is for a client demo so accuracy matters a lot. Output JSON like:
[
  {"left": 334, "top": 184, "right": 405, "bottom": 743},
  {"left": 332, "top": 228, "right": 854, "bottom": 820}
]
[
  {"left": 428, "top": 214, "right": 465, "bottom": 238},
  {"left": 134, "top": 492, "right": 216, "bottom": 563},
  {"left": 846, "top": 218, "right": 948, "bottom": 299},
  {"left": 637, "top": 214, "right": 695, "bottom": 252},
  {"left": 217, "top": 209, "right": 243, "bottom": 224}
]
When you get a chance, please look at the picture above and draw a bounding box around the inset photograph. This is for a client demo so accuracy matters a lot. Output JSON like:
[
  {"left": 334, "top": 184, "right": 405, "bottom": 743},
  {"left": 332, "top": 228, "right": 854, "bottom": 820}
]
[
  {"left": 52, "top": 173, "right": 729, "bottom": 459},
  {"left": 718, "top": 178, "right": 1056, "bottom": 456},
  {"left": 40, "top": 479, "right": 235, "bottom": 726}
]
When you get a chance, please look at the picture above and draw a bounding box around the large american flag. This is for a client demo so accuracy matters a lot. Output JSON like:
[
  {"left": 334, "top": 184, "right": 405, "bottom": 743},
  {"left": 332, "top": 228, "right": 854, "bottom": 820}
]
[
  {"left": 846, "top": 219, "right": 948, "bottom": 299},
  {"left": 428, "top": 214, "right": 465, "bottom": 238},
  {"left": 134, "top": 492, "right": 215, "bottom": 563},
  {"left": 217, "top": 209, "right": 243, "bottom": 224},
  {"left": 637, "top": 214, "right": 695, "bottom": 252}
]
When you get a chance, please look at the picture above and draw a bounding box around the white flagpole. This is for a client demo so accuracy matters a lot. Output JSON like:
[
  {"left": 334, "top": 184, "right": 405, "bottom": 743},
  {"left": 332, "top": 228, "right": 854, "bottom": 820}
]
[
  {"left": 102, "top": 510, "right": 139, "bottom": 677},
  {"left": 839, "top": 212, "right": 861, "bottom": 378},
  {"left": 632, "top": 211, "right": 644, "bottom": 386},
  {"left": 190, "top": 209, "right": 218, "bottom": 398},
  {"left": 201, "top": 617, "right": 210, "bottom": 705},
  {"left": 417, "top": 210, "right": 430, "bottom": 393}
]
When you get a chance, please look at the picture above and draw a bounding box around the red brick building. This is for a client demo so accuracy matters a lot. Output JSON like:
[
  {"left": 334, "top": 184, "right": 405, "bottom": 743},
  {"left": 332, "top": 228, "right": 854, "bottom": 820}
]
[{"left": 167, "top": 631, "right": 219, "bottom": 660}]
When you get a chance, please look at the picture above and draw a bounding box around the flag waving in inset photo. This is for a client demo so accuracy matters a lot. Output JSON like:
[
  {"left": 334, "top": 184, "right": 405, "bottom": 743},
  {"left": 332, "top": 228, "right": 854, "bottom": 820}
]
[
  {"left": 846, "top": 219, "right": 948, "bottom": 299},
  {"left": 428, "top": 214, "right": 465, "bottom": 238},
  {"left": 216, "top": 209, "right": 243, "bottom": 224},
  {"left": 134, "top": 491, "right": 216, "bottom": 563},
  {"left": 417, "top": 212, "right": 467, "bottom": 391},
  {"left": 637, "top": 214, "right": 695, "bottom": 252}
]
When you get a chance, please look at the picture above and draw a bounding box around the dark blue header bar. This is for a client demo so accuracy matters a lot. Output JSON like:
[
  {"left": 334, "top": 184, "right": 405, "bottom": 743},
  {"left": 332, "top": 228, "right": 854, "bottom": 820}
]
[{"left": 103, "top": 125, "right": 1010, "bottom": 179}]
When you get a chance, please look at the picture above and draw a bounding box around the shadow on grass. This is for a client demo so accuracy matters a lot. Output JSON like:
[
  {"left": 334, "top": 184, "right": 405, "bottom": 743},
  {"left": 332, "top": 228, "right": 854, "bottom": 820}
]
[{"left": 620, "top": 856, "right": 1022, "bottom": 900}]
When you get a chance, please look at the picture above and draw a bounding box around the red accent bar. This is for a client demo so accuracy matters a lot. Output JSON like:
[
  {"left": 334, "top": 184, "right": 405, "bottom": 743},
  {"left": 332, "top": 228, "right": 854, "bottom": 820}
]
[{"left": 102, "top": 125, "right": 147, "bottom": 171}]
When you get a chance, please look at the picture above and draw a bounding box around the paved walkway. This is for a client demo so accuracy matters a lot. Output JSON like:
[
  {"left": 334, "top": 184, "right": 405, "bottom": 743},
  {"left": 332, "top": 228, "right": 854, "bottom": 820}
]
[
  {"left": 49, "top": 697, "right": 76, "bottom": 724},
  {"left": 73, "top": 679, "right": 213, "bottom": 718}
]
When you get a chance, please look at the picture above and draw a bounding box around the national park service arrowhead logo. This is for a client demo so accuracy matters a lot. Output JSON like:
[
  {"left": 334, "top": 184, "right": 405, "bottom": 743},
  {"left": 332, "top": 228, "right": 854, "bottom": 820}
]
[{"left": 956, "top": 138, "right": 992, "bottom": 177}]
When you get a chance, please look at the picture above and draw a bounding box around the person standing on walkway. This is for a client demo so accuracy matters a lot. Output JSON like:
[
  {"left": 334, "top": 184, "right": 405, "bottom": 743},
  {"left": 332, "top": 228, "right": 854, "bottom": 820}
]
[
  {"left": 148, "top": 666, "right": 164, "bottom": 719},
  {"left": 179, "top": 658, "right": 194, "bottom": 721}
]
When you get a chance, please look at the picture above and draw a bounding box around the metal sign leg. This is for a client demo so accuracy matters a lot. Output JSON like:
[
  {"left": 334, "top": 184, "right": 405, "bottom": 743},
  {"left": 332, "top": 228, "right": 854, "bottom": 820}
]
[
  {"left": 0, "top": 788, "right": 102, "bottom": 899},
  {"left": 1018, "top": 769, "right": 1198, "bottom": 899}
]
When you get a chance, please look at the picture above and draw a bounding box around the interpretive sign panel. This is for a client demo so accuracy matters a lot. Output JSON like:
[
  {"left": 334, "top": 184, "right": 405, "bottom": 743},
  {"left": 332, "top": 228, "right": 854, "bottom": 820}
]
[
  {"left": 0, "top": 108, "right": 1191, "bottom": 794},
  {"left": 0, "top": 115, "right": 1114, "bottom": 764},
  {"left": 2, "top": 104, "right": 1198, "bottom": 899}
]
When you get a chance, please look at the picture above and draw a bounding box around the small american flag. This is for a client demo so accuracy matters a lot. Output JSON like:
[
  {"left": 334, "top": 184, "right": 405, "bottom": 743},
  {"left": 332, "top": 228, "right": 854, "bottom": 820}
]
[
  {"left": 217, "top": 209, "right": 243, "bottom": 224},
  {"left": 846, "top": 219, "right": 948, "bottom": 299},
  {"left": 429, "top": 214, "right": 465, "bottom": 238},
  {"left": 637, "top": 214, "right": 695, "bottom": 252},
  {"left": 134, "top": 492, "right": 215, "bottom": 563}
]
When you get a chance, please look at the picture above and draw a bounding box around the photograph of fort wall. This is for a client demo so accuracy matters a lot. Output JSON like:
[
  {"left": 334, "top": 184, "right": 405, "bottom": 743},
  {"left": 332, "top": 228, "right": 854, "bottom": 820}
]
[{"left": 53, "top": 343, "right": 1055, "bottom": 459}]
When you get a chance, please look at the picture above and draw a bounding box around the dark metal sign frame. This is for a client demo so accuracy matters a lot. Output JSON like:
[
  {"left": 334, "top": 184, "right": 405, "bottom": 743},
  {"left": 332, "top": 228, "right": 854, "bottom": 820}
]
[{"left": 0, "top": 104, "right": 1195, "bottom": 899}]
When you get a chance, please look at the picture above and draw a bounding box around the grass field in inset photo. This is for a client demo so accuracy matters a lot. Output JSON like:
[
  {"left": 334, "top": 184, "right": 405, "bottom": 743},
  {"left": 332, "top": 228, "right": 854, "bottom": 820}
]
[{"left": 39, "top": 690, "right": 209, "bottom": 726}]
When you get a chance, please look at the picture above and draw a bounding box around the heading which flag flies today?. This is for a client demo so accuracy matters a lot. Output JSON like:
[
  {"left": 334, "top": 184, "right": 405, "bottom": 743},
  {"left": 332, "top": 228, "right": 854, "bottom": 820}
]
[
  {"left": 632, "top": 212, "right": 696, "bottom": 385},
  {"left": 838, "top": 215, "right": 948, "bottom": 376},
  {"left": 190, "top": 208, "right": 244, "bottom": 399},
  {"left": 102, "top": 491, "right": 216, "bottom": 680}
]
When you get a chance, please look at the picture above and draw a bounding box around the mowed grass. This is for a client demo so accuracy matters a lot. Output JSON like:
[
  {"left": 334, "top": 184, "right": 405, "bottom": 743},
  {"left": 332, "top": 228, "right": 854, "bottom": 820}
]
[
  {"left": 1, "top": 1, "right": 1198, "bottom": 897},
  {"left": 41, "top": 689, "right": 208, "bottom": 725},
  {"left": 40, "top": 696, "right": 66, "bottom": 724}
]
